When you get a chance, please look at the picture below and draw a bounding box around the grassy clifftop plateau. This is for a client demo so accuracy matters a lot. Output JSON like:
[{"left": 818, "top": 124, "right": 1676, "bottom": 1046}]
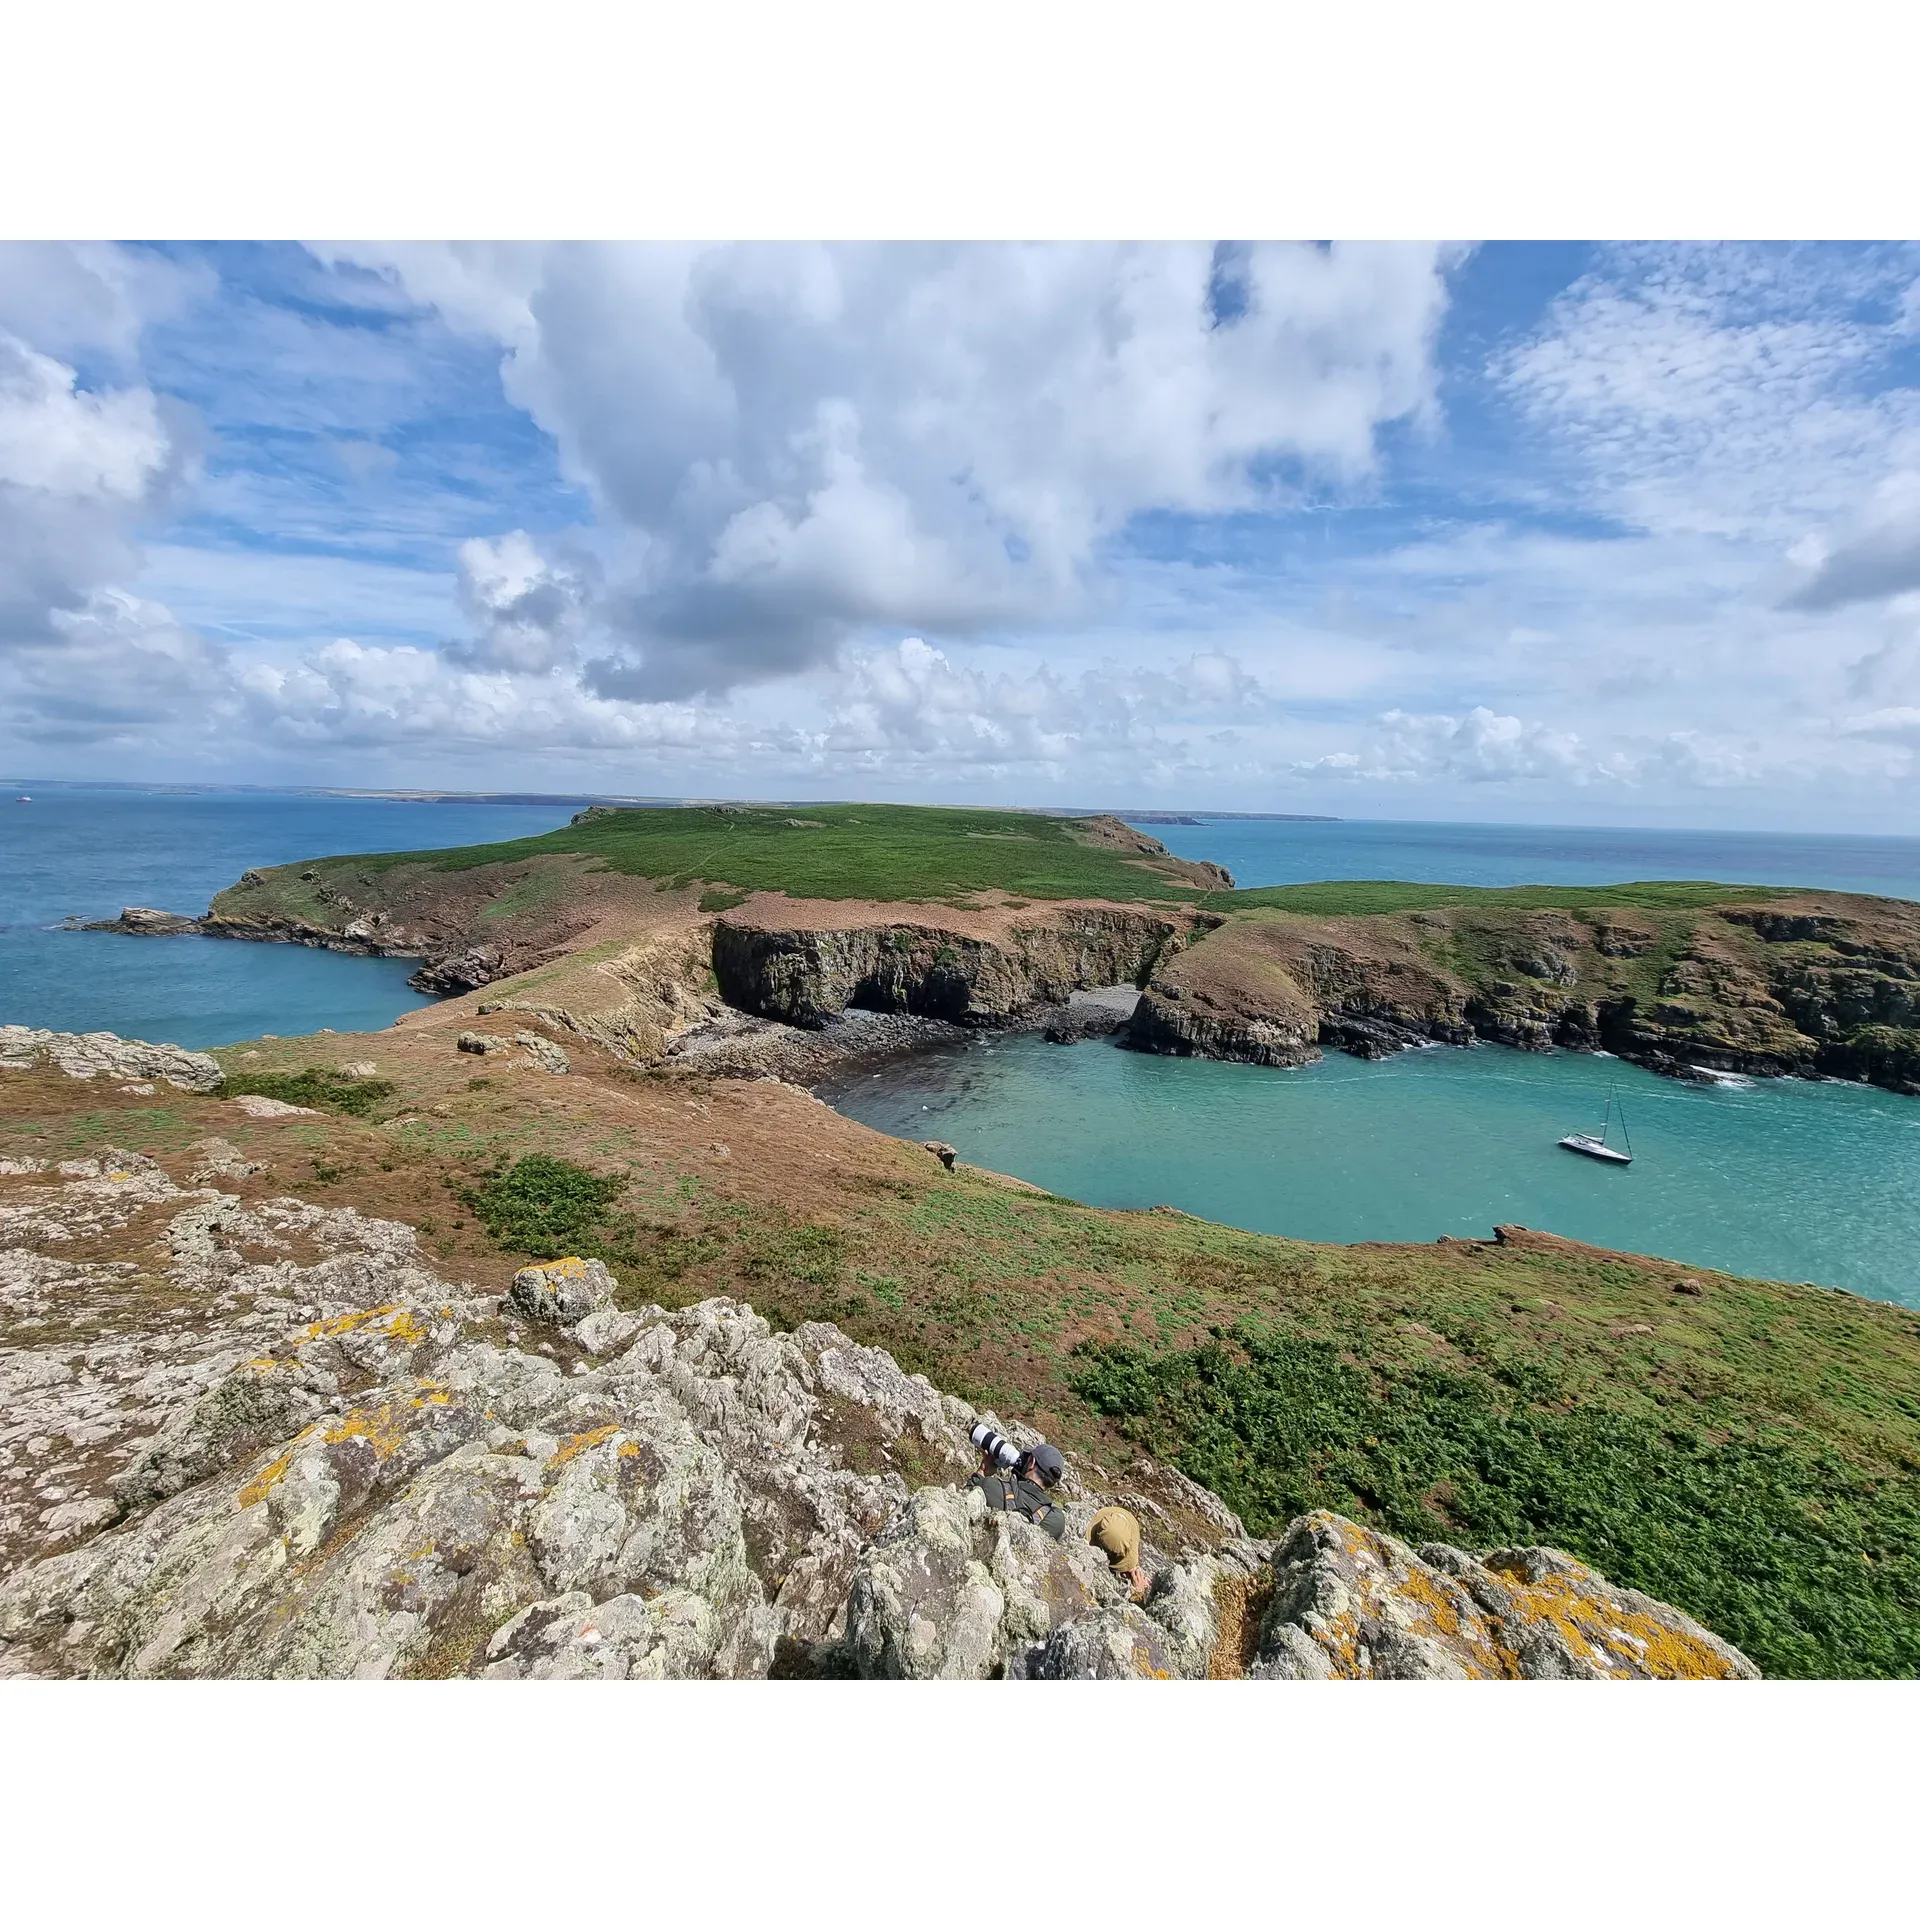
[
  {"left": 211, "top": 803, "right": 1232, "bottom": 919},
  {"left": 202, "top": 801, "right": 1920, "bottom": 1090}
]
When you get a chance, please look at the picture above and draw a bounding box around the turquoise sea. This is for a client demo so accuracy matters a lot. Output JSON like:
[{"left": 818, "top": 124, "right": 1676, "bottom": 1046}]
[
  {"left": 828, "top": 1034, "right": 1920, "bottom": 1308},
  {"left": 0, "top": 786, "right": 573, "bottom": 1049},
  {"left": 8, "top": 787, "right": 1920, "bottom": 1303}
]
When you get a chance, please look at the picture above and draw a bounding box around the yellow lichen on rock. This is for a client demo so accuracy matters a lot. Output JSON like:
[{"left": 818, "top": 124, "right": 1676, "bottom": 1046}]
[
  {"left": 550, "top": 1424, "right": 622, "bottom": 1471},
  {"left": 1485, "top": 1563, "right": 1750, "bottom": 1680},
  {"left": 1251, "top": 1511, "right": 1759, "bottom": 1680}
]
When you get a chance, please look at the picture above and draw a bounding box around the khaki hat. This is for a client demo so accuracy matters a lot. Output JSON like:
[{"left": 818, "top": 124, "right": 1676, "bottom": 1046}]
[{"left": 1088, "top": 1505, "right": 1141, "bottom": 1574}]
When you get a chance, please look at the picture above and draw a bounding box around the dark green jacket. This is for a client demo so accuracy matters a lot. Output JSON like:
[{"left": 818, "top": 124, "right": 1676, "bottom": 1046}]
[{"left": 969, "top": 1471, "right": 1068, "bottom": 1541}]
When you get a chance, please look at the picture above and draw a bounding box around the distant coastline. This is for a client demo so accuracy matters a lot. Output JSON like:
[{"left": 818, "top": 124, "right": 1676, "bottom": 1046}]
[{"left": 0, "top": 777, "right": 1340, "bottom": 822}]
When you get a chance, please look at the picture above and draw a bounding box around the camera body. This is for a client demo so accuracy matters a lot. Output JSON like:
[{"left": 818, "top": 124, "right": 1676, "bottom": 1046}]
[{"left": 969, "top": 1421, "right": 1025, "bottom": 1474}]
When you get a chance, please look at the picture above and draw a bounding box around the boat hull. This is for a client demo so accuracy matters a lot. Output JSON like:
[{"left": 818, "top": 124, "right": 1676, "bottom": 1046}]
[{"left": 1558, "top": 1134, "right": 1632, "bottom": 1164}]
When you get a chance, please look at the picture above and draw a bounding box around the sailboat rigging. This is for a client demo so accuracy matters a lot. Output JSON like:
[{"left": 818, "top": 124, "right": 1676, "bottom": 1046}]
[{"left": 1559, "top": 1092, "right": 1633, "bottom": 1165}]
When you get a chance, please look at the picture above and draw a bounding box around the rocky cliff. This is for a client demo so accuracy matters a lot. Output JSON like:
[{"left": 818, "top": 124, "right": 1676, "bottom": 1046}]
[
  {"left": 712, "top": 903, "right": 1187, "bottom": 1028},
  {"left": 1129, "top": 893, "right": 1920, "bottom": 1094},
  {"left": 0, "top": 1151, "right": 1756, "bottom": 1679}
]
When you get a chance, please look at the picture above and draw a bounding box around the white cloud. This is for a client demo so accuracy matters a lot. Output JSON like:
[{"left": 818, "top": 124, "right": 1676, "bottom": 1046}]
[
  {"left": 448, "top": 530, "right": 597, "bottom": 674},
  {"left": 0, "top": 328, "right": 183, "bottom": 654},
  {"left": 1501, "top": 244, "right": 1920, "bottom": 544},
  {"left": 1302, "top": 706, "right": 1593, "bottom": 784},
  {"left": 328, "top": 241, "right": 1454, "bottom": 697},
  {"left": 1783, "top": 474, "right": 1920, "bottom": 611}
]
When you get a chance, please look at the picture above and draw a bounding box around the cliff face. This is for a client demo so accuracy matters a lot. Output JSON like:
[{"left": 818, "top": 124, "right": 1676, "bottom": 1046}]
[
  {"left": 0, "top": 1152, "right": 1755, "bottom": 1680},
  {"left": 1129, "top": 894, "right": 1920, "bottom": 1094},
  {"left": 712, "top": 906, "right": 1187, "bottom": 1028}
]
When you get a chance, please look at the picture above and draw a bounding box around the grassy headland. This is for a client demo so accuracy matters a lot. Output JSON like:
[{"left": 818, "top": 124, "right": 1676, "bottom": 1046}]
[{"left": 214, "top": 802, "right": 1229, "bottom": 917}]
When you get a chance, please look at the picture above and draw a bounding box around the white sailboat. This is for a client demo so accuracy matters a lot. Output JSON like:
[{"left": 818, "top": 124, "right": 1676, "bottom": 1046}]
[{"left": 1559, "top": 1093, "right": 1633, "bottom": 1164}]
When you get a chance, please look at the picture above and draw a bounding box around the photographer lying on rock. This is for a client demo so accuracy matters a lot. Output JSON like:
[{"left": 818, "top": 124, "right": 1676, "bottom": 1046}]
[
  {"left": 967, "top": 1422, "right": 1070, "bottom": 1540},
  {"left": 966, "top": 1424, "right": 1154, "bottom": 1601}
]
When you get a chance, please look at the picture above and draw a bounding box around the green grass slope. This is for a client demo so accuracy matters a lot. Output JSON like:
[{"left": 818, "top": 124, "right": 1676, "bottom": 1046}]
[{"left": 221, "top": 803, "right": 1222, "bottom": 910}]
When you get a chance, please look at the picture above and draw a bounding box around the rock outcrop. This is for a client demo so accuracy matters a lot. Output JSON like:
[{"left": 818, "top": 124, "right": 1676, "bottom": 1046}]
[
  {"left": 0, "top": 1026, "right": 223, "bottom": 1092},
  {"left": 73, "top": 907, "right": 203, "bottom": 936},
  {"left": 0, "top": 1159, "right": 1758, "bottom": 1680},
  {"left": 1245, "top": 1511, "right": 1759, "bottom": 1680}
]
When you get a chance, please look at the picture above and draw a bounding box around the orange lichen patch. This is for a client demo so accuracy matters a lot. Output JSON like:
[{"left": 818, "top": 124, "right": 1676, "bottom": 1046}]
[
  {"left": 295, "top": 1304, "right": 424, "bottom": 1346},
  {"left": 237, "top": 1447, "right": 297, "bottom": 1509},
  {"left": 410, "top": 1385, "right": 450, "bottom": 1409},
  {"left": 1487, "top": 1567, "right": 1745, "bottom": 1679},
  {"left": 1130, "top": 1642, "right": 1174, "bottom": 1679},
  {"left": 517, "top": 1256, "right": 590, "bottom": 1281},
  {"left": 550, "top": 1424, "right": 622, "bottom": 1471},
  {"left": 322, "top": 1401, "right": 413, "bottom": 1460},
  {"left": 616, "top": 1441, "right": 642, "bottom": 1459},
  {"left": 1391, "top": 1565, "right": 1515, "bottom": 1678}
]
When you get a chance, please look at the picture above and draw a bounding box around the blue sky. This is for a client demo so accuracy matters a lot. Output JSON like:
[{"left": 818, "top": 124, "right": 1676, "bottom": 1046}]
[{"left": 4, "top": 239, "right": 1920, "bottom": 827}]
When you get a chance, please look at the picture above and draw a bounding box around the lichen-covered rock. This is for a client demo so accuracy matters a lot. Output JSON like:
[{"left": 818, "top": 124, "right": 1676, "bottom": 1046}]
[
  {"left": 0, "top": 1173, "right": 1760, "bottom": 1681},
  {"left": 514, "top": 1030, "right": 571, "bottom": 1074},
  {"left": 503, "top": 1256, "right": 616, "bottom": 1326},
  {"left": 228, "top": 1094, "right": 319, "bottom": 1118},
  {"left": 0, "top": 1158, "right": 449, "bottom": 1585},
  {"left": 0, "top": 1026, "right": 223, "bottom": 1091},
  {"left": 1029, "top": 1603, "right": 1181, "bottom": 1679},
  {"left": 1249, "top": 1511, "right": 1759, "bottom": 1681},
  {"left": 456, "top": 1030, "right": 512, "bottom": 1057}
]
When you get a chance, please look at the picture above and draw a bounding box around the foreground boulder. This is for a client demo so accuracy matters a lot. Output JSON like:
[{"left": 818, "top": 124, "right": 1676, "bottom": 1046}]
[
  {"left": 0, "top": 1161, "right": 1759, "bottom": 1679},
  {"left": 1246, "top": 1511, "right": 1759, "bottom": 1680}
]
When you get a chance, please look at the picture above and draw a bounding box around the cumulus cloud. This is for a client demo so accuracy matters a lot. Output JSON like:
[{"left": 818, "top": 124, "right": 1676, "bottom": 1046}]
[
  {"left": 447, "top": 530, "right": 597, "bottom": 674},
  {"left": 0, "top": 327, "right": 183, "bottom": 663},
  {"left": 818, "top": 637, "right": 1272, "bottom": 779},
  {"left": 1303, "top": 707, "right": 1592, "bottom": 784},
  {"left": 331, "top": 242, "right": 1454, "bottom": 698}
]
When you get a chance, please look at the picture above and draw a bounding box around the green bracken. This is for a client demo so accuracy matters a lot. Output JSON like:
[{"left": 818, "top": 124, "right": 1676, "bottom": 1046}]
[
  {"left": 216, "top": 1068, "right": 396, "bottom": 1117},
  {"left": 462, "top": 1152, "right": 628, "bottom": 1259},
  {"left": 1071, "top": 1325, "right": 1920, "bottom": 1679}
]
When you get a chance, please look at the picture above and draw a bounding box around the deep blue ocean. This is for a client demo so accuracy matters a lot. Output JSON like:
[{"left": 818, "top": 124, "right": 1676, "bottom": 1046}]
[{"left": 9, "top": 788, "right": 1920, "bottom": 1301}]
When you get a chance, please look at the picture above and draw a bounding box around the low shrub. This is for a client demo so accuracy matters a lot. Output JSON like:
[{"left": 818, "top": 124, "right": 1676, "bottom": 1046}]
[
  {"left": 1069, "top": 1329, "right": 1920, "bottom": 1679},
  {"left": 219, "top": 1068, "right": 395, "bottom": 1117},
  {"left": 462, "top": 1152, "right": 627, "bottom": 1260}
]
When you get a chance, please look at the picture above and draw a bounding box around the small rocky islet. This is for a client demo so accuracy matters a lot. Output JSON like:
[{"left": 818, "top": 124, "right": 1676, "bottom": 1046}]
[{"left": 12, "top": 801, "right": 1920, "bottom": 1678}]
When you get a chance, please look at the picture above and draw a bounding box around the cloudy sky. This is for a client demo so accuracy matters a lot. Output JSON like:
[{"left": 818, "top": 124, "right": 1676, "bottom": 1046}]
[{"left": 4, "top": 239, "right": 1920, "bottom": 828}]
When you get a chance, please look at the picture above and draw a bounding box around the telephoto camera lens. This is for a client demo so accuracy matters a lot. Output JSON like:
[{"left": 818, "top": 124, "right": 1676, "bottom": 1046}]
[{"left": 968, "top": 1421, "right": 1024, "bottom": 1472}]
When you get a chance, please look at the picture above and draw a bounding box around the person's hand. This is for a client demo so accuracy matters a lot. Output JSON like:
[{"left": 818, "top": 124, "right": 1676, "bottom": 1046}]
[{"left": 1129, "top": 1568, "right": 1151, "bottom": 1602}]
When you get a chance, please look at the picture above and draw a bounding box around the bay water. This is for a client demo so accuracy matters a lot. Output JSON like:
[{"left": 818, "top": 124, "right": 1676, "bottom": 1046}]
[
  {"left": 829, "top": 1034, "right": 1920, "bottom": 1308},
  {"left": 828, "top": 812, "right": 1920, "bottom": 1306}
]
